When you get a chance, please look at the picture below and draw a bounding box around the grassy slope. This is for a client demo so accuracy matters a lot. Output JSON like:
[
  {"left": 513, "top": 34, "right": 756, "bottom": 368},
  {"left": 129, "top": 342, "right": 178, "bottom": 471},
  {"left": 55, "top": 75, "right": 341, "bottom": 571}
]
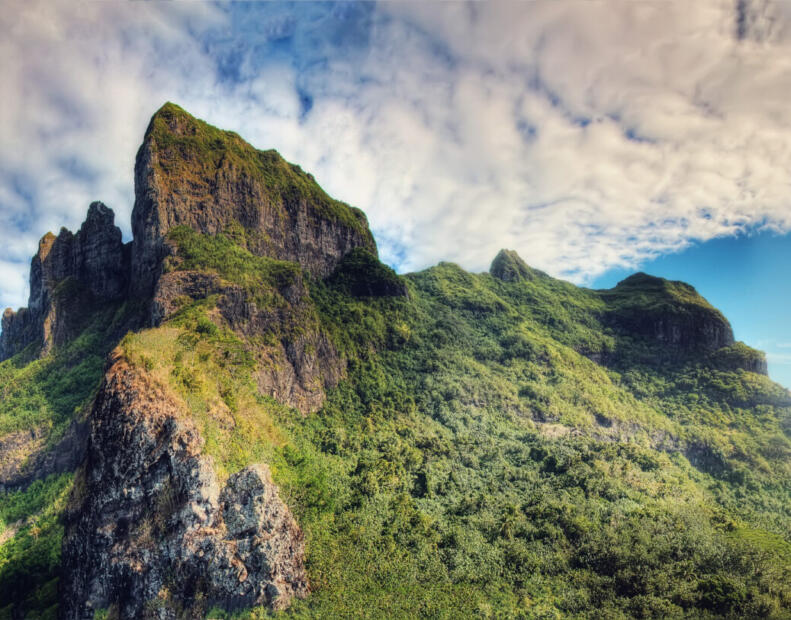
[{"left": 2, "top": 230, "right": 791, "bottom": 618}]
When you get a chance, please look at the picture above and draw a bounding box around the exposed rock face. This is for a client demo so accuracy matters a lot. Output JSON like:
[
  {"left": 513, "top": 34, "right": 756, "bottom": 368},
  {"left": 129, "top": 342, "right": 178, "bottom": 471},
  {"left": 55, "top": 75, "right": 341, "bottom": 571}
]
[
  {"left": 710, "top": 342, "right": 769, "bottom": 375},
  {"left": 61, "top": 354, "right": 308, "bottom": 619},
  {"left": 149, "top": 270, "right": 222, "bottom": 326},
  {"left": 131, "top": 103, "right": 377, "bottom": 295},
  {"left": 0, "top": 202, "right": 128, "bottom": 360},
  {"left": 742, "top": 353, "right": 769, "bottom": 375},
  {"left": 74, "top": 201, "right": 129, "bottom": 299},
  {"left": 1, "top": 306, "right": 35, "bottom": 361},
  {"left": 219, "top": 464, "right": 308, "bottom": 609}
]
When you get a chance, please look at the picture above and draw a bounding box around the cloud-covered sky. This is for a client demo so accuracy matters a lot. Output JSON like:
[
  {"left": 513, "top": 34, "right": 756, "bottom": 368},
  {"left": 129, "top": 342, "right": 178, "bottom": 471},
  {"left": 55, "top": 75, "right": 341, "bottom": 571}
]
[{"left": 3, "top": 0, "right": 791, "bottom": 315}]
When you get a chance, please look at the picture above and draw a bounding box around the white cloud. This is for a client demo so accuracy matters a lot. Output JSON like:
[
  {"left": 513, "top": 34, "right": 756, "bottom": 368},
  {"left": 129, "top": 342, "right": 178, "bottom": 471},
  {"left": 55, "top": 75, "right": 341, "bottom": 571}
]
[{"left": 3, "top": 0, "right": 791, "bottom": 314}]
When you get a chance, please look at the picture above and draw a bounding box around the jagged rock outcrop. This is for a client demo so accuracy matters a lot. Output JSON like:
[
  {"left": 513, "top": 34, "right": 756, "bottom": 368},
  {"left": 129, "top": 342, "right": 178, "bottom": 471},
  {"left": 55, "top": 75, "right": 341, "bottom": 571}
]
[
  {"left": 131, "top": 102, "right": 377, "bottom": 295},
  {"left": 0, "top": 202, "right": 128, "bottom": 360},
  {"left": 61, "top": 353, "right": 308, "bottom": 619}
]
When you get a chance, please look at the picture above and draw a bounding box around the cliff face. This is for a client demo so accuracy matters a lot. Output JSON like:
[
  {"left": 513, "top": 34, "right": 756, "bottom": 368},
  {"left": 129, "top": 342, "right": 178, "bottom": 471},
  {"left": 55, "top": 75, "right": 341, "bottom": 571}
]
[
  {"left": 61, "top": 354, "right": 308, "bottom": 619},
  {"left": 0, "top": 104, "right": 387, "bottom": 617},
  {"left": 131, "top": 103, "right": 377, "bottom": 296},
  {"left": 599, "top": 272, "right": 743, "bottom": 365},
  {"left": 0, "top": 202, "right": 128, "bottom": 360},
  {"left": 150, "top": 265, "right": 344, "bottom": 414},
  {"left": 1, "top": 105, "right": 383, "bottom": 363}
]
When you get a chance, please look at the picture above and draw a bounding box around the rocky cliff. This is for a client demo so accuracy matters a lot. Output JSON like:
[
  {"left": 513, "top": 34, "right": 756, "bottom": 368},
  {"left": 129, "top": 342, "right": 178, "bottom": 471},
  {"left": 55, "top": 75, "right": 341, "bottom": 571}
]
[
  {"left": 61, "top": 353, "right": 308, "bottom": 619},
  {"left": 150, "top": 259, "right": 344, "bottom": 415},
  {"left": 0, "top": 202, "right": 128, "bottom": 360},
  {"left": 0, "top": 104, "right": 391, "bottom": 617},
  {"left": 48, "top": 105, "right": 389, "bottom": 617},
  {"left": 0, "top": 104, "right": 402, "bottom": 619},
  {"left": 131, "top": 103, "right": 376, "bottom": 296},
  {"left": 599, "top": 271, "right": 746, "bottom": 365},
  {"left": 2, "top": 104, "right": 380, "bottom": 363}
]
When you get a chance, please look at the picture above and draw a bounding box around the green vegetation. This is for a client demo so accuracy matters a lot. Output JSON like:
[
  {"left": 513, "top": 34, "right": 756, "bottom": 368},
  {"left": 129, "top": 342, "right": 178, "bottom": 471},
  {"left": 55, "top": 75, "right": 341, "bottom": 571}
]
[
  {"left": 136, "top": 235, "right": 791, "bottom": 617},
  {"left": 601, "top": 272, "right": 723, "bottom": 314},
  {"left": 2, "top": 226, "right": 790, "bottom": 618},
  {"left": 149, "top": 103, "right": 371, "bottom": 237},
  {"left": 0, "top": 301, "right": 128, "bottom": 439},
  {"left": 167, "top": 225, "right": 303, "bottom": 310},
  {"left": 327, "top": 247, "right": 407, "bottom": 297},
  {"left": 0, "top": 473, "right": 73, "bottom": 620},
  {"left": 121, "top": 317, "right": 285, "bottom": 483}
]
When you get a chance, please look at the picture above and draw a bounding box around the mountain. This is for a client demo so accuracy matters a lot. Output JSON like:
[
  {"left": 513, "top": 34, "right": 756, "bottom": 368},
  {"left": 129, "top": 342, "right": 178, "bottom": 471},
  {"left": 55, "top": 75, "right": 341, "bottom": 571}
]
[{"left": 0, "top": 103, "right": 789, "bottom": 619}]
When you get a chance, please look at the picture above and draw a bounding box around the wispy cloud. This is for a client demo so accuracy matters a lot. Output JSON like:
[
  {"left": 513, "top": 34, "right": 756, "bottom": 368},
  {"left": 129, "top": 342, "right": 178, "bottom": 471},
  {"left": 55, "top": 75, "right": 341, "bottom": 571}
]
[{"left": 3, "top": 0, "right": 791, "bottom": 312}]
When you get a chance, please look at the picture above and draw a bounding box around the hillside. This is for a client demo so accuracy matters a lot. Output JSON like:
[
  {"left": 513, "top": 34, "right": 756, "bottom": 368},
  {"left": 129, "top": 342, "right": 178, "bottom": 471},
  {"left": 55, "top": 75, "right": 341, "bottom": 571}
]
[{"left": 1, "top": 104, "right": 790, "bottom": 619}]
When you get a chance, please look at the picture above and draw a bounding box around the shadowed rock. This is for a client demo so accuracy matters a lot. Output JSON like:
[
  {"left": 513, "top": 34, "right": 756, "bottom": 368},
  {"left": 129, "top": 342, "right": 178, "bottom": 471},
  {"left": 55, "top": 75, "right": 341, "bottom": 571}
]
[
  {"left": 328, "top": 248, "right": 408, "bottom": 297},
  {"left": 601, "top": 272, "right": 734, "bottom": 354}
]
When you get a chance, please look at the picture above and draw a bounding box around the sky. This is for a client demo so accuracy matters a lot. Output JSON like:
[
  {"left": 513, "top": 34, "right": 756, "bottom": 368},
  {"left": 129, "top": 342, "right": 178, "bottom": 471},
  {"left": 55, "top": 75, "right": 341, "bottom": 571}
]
[{"left": 2, "top": 1, "right": 791, "bottom": 385}]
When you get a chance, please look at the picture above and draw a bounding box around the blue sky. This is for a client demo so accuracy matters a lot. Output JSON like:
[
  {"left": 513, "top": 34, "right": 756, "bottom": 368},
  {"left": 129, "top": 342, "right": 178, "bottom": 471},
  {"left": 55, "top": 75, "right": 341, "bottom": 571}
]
[{"left": 2, "top": 1, "right": 791, "bottom": 385}]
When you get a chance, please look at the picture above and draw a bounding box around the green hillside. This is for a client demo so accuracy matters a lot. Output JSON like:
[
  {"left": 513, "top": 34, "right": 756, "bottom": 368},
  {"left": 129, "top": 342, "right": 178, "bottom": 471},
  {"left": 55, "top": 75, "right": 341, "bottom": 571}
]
[{"left": 4, "top": 224, "right": 789, "bottom": 618}]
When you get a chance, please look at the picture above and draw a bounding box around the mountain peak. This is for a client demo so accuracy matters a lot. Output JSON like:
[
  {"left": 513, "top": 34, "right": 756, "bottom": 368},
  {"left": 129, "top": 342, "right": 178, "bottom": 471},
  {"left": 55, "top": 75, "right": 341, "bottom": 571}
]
[
  {"left": 131, "top": 102, "right": 377, "bottom": 294},
  {"left": 615, "top": 271, "right": 663, "bottom": 287},
  {"left": 0, "top": 202, "right": 128, "bottom": 360},
  {"left": 490, "top": 248, "right": 542, "bottom": 282},
  {"left": 84, "top": 200, "right": 116, "bottom": 226},
  {"left": 145, "top": 101, "right": 200, "bottom": 137}
]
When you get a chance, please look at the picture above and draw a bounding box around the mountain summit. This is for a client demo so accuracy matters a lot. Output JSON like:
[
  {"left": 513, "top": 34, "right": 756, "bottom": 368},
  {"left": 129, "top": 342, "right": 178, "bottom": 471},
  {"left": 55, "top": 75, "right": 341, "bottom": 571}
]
[
  {"left": 0, "top": 105, "right": 789, "bottom": 619},
  {"left": 131, "top": 103, "right": 376, "bottom": 295}
]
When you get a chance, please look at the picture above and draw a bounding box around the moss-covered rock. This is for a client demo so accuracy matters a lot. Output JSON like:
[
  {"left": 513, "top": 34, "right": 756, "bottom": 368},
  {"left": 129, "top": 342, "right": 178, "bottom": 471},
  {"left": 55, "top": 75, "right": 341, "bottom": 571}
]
[{"left": 600, "top": 272, "right": 735, "bottom": 361}]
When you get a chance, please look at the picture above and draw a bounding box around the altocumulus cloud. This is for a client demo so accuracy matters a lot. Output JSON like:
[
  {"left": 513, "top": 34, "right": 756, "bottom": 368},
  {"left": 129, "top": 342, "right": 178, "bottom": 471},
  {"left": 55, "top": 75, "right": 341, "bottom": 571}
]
[{"left": 3, "top": 0, "right": 791, "bottom": 311}]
